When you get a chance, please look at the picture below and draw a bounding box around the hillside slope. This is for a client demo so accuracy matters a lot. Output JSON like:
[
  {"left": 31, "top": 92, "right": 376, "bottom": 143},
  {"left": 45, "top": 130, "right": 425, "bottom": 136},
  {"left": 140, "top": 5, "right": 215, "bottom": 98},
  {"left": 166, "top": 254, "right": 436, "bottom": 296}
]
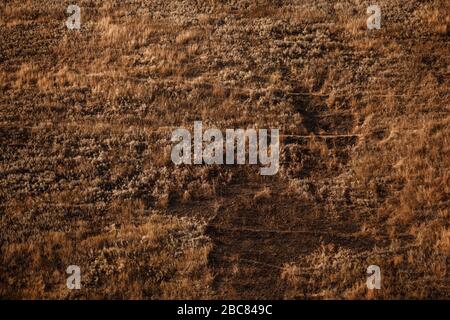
[{"left": 0, "top": 0, "right": 448, "bottom": 299}]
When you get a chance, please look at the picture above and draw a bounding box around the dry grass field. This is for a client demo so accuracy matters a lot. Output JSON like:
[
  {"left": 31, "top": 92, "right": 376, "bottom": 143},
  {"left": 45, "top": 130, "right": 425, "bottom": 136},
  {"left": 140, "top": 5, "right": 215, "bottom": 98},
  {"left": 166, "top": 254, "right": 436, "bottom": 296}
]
[{"left": 0, "top": 0, "right": 449, "bottom": 299}]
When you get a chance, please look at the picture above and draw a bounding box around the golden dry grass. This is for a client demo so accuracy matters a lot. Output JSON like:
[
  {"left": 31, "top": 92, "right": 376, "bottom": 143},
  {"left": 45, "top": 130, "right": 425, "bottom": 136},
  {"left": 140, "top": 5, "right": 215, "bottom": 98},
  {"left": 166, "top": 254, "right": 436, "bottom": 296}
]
[{"left": 0, "top": 0, "right": 448, "bottom": 299}]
